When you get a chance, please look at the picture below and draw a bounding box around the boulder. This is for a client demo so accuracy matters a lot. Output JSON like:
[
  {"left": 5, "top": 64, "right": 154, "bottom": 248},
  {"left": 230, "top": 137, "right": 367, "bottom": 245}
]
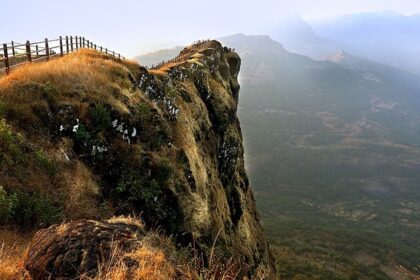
[{"left": 25, "top": 218, "right": 145, "bottom": 279}]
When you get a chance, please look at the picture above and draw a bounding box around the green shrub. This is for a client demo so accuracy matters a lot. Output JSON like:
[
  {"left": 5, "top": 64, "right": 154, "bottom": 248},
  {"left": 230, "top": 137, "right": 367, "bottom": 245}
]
[
  {"left": 0, "top": 187, "right": 62, "bottom": 230},
  {"left": 34, "top": 149, "right": 58, "bottom": 176},
  {"left": 116, "top": 170, "right": 161, "bottom": 204},
  {"left": 0, "top": 119, "right": 24, "bottom": 166},
  {"left": 113, "top": 158, "right": 176, "bottom": 231},
  {"left": 0, "top": 103, "right": 8, "bottom": 117},
  {"left": 73, "top": 124, "right": 91, "bottom": 151},
  {"left": 0, "top": 186, "right": 17, "bottom": 224},
  {"left": 41, "top": 82, "right": 59, "bottom": 107},
  {"left": 156, "top": 159, "right": 172, "bottom": 184},
  {"left": 89, "top": 104, "right": 111, "bottom": 133},
  {"left": 135, "top": 103, "right": 152, "bottom": 123},
  {"left": 12, "top": 189, "right": 62, "bottom": 230}
]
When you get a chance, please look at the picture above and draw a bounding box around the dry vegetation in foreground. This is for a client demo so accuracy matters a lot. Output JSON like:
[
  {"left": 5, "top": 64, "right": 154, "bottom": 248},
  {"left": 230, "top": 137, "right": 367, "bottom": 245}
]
[
  {"left": 0, "top": 230, "right": 31, "bottom": 280},
  {"left": 0, "top": 217, "right": 259, "bottom": 280}
]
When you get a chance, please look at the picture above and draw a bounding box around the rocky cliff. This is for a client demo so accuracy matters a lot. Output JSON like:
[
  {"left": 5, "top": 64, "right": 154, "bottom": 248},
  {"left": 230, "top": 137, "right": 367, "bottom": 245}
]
[{"left": 0, "top": 41, "right": 273, "bottom": 278}]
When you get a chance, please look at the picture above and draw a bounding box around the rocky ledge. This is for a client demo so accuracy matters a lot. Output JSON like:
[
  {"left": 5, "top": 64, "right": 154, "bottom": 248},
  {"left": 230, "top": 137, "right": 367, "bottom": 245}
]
[{"left": 21, "top": 40, "right": 274, "bottom": 279}]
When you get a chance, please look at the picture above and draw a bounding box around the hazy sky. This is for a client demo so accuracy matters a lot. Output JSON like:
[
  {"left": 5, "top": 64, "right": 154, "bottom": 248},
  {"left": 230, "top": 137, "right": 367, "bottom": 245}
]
[{"left": 2, "top": 0, "right": 420, "bottom": 57}]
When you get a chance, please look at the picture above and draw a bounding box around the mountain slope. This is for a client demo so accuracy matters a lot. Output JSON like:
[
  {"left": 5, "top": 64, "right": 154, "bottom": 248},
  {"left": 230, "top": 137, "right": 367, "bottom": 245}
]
[
  {"left": 266, "top": 17, "right": 342, "bottom": 59},
  {"left": 312, "top": 11, "right": 420, "bottom": 75},
  {"left": 218, "top": 33, "right": 420, "bottom": 279},
  {"left": 0, "top": 43, "right": 274, "bottom": 278}
]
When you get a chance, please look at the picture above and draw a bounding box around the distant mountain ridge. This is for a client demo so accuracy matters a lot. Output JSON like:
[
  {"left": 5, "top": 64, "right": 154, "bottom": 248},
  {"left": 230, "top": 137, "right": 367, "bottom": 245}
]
[
  {"left": 134, "top": 12, "right": 420, "bottom": 76},
  {"left": 311, "top": 11, "right": 420, "bottom": 75},
  {"left": 138, "top": 33, "right": 420, "bottom": 278},
  {"left": 265, "top": 17, "right": 343, "bottom": 59},
  {"left": 135, "top": 46, "right": 183, "bottom": 67}
]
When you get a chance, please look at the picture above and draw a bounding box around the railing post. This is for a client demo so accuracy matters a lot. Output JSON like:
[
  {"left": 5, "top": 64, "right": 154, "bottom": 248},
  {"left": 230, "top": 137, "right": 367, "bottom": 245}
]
[
  {"left": 80, "top": 37, "right": 82, "bottom": 48},
  {"left": 70, "top": 36, "right": 74, "bottom": 52},
  {"left": 94, "top": 44, "right": 96, "bottom": 50},
  {"left": 65, "top": 36, "right": 69, "bottom": 54},
  {"left": 112, "top": 51, "right": 114, "bottom": 58},
  {"left": 87, "top": 40, "right": 90, "bottom": 49},
  {"left": 105, "top": 48, "right": 107, "bottom": 54},
  {"left": 118, "top": 53, "right": 121, "bottom": 59},
  {"left": 36, "top": 45, "right": 39, "bottom": 56},
  {"left": 11, "top": 41, "right": 15, "bottom": 56},
  {"left": 75, "top": 37, "right": 78, "bottom": 50},
  {"left": 3, "top": 44, "right": 10, "bottom": 74},
  {"left": 100, "top": 46, "right": 103, "bottom": 52},
  {"left": 59, "top": 36, "right": 64, "bottom": 57},
  {"left": 26, "top": 40, "right": 32, "bottom": 62},
  {"left": 45, "top": 38, "right": 49, "bottom": 61},
  {"left": 82, "top": 37, "right": 85, "bottom": 48}
]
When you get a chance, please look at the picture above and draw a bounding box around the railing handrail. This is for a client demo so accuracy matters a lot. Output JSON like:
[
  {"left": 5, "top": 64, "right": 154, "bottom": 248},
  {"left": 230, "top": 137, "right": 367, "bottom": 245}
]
[{"left": 1, "top": 36, "right": 126, "bottom": 75}]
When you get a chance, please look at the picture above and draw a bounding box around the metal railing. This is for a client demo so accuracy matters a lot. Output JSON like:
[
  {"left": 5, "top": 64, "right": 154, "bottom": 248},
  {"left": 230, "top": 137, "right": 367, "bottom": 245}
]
[{"left": 0, "top": 36, "right": 125, "bottom": 75}]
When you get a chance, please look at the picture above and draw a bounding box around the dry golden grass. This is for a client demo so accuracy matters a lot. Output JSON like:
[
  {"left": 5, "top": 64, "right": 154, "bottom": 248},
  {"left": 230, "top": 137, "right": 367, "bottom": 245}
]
[
  {"left": 0, "top": 49, "right": 138, "bottom": 117},
  {"left": 79, "top": 242, "right": 176, "bottom": 280},
  {"left": 82, "top": 233, "right": 242, "bottom": 280},
  {"left": 121, "top": 59, "right": 144, "bottom": 78},
  {"left": 0, "top": 230, "right": 31, "bottom": 280},
  {"left": 58, "top": 160, "right": 102, "bottom": 219},
  {"left": 0, "top": 216, "right": 254, "bottom": 280},
  {"left": 78, "top": 218, "right": 236, "bottom": 280}
]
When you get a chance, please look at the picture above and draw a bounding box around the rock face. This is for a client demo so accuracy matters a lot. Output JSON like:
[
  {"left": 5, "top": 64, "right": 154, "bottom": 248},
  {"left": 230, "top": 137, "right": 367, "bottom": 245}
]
[
  {"left": 135, "top": 41, "right": 274, "bottom": 277},
  {"left": 21, "top": 40, "right": 274, "bottom": 278},
  {"left": 25, "top": 219, "right": 145, "bottom": 279}
]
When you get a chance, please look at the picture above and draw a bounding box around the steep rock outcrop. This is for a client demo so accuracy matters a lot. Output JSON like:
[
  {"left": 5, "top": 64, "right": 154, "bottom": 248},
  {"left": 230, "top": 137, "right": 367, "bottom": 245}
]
[
  {"left": 6, "top": 41, "right": 274, "bottom": 278},
  {"left": 133, "top": 41, "right": 273, "bottom": 277}
]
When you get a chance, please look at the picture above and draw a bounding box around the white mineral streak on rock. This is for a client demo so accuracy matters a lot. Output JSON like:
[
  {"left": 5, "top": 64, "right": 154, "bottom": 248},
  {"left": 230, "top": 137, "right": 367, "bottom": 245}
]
[
  {"left": 72, "top": 119, "right": 80, "bottom": 132},
  {"left": 92, "top": 145, "right": 108, "bottom": 155}
]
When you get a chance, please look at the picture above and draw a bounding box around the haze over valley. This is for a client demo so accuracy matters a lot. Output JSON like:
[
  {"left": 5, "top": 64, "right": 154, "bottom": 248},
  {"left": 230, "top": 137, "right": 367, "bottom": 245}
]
[
  {"left": 2, "top": 1, "right": 420, "bottom": 279},
  {"left": 139, "top": 11, "right": 420, "bottom": 279}
]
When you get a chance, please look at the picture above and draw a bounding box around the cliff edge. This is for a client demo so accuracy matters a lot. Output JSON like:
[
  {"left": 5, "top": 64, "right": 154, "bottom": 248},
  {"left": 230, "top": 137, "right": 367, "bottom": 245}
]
[{"left": 0, "top": 40, "right": 274, "bottom": 278}]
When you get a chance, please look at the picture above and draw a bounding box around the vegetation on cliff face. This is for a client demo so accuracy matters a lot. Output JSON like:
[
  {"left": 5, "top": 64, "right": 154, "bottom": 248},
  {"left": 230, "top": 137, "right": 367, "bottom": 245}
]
[{"left": 0, "top": 42, "right": 273, "bottom": 279}]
